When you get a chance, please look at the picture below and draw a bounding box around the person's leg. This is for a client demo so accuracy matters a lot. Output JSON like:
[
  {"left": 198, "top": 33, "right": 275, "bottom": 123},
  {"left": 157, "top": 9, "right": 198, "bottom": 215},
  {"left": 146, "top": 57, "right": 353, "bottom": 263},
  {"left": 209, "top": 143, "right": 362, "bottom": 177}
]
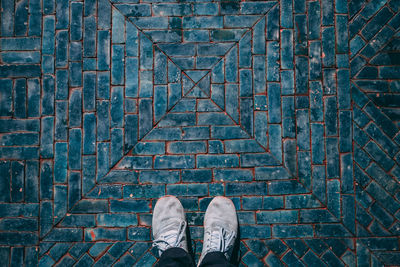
[
  {"left": 197, "top": 197, "right": 238, "bottom": 267},
  {"left": 156, "top": 247, "right": 195, "bottom": 267},
  {"left": 198, "top": 251, "right": 235, "bottom": 267},
  {"left": 152, "top": 196, "right": 195, "bottom": 267}
]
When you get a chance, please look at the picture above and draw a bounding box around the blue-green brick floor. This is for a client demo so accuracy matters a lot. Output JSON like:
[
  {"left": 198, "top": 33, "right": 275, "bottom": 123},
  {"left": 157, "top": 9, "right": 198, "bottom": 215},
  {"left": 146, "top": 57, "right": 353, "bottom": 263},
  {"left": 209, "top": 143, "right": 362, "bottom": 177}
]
[{"left": 1, "top": 0, "right": 400, "bottom": 265}]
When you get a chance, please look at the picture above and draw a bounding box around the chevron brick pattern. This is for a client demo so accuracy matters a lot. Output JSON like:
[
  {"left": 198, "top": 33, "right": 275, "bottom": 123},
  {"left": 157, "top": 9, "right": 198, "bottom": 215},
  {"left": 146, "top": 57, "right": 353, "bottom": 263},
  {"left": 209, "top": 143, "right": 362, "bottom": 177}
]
[
  {"left": 349, "top": 0, "right": 400, "bottom": 265},
  {"left": 1, "top": 0, "right": 400, "bottom": 266}
]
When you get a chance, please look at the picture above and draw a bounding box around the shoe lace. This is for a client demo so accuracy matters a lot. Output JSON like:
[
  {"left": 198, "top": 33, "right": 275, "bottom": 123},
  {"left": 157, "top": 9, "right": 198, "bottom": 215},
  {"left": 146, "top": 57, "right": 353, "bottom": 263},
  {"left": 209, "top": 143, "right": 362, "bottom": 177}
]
[
  {"left": 153, "top": 220, "right": 187, "bottom": 255},
  {"left": 205, "top": 227, "right": 236, "bottom": 255}
]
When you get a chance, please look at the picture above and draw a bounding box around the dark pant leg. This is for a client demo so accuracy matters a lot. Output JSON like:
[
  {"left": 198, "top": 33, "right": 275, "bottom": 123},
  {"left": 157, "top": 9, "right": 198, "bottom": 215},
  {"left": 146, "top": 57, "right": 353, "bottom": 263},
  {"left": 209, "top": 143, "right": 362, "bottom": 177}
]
[
  {"left": 198, "top": 252, "right": 236, "bottom": 267},
  {"left": 156, "top": 247, "right": 195, "bottom": 267}
]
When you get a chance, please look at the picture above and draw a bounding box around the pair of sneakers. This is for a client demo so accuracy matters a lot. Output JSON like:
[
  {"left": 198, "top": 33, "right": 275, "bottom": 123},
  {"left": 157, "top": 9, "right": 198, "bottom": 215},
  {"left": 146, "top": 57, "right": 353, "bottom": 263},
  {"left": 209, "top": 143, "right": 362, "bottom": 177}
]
[{"left": 152, "top": 196, "right": 238, "bottom": 265}]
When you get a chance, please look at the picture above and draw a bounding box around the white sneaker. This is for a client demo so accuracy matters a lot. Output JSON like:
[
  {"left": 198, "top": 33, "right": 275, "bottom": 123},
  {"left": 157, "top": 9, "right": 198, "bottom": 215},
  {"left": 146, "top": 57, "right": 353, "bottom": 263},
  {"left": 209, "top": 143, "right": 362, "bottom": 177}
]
[
  {"left": 198, "top": 196, "right": 238, "bottom": 266},
  {"left": 152, "top": 196, "right": 188, "bottom": 256}
]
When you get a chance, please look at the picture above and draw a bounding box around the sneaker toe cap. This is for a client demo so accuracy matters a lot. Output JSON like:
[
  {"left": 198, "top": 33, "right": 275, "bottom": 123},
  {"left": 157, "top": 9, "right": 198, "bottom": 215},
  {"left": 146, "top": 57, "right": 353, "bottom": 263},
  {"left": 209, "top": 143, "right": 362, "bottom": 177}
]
[
  {"left": 152, "top": 196, "right": 185, "bottom": 233},
  {"left": 205, "top": 197, "right": 238, "bottom": 230}
]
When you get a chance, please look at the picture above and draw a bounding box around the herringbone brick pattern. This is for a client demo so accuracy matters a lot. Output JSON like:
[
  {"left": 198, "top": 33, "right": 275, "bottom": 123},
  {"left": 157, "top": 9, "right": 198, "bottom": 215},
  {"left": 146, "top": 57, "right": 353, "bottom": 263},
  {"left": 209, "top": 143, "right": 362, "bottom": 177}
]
[{"left": 0, "top": 0, "right": 399, "bottom": 266}]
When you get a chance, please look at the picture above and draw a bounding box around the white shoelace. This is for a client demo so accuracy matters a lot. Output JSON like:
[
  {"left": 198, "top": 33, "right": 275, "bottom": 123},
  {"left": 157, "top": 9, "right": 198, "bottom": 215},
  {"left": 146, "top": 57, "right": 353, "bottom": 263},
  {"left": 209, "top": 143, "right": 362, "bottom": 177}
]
[
  {"left": 153, "top": 220, "right": 187, "bottom": 255},
  {"left": 205, "top": 227, "right": 236, "bottom": 255}
]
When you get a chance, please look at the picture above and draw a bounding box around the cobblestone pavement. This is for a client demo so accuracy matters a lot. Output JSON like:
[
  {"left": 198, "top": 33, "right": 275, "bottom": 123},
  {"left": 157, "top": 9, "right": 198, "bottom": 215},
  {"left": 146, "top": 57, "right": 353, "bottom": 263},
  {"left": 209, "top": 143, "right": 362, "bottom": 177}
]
[{"left": 1, "top": 0, "right": 400, "bottom": 265}]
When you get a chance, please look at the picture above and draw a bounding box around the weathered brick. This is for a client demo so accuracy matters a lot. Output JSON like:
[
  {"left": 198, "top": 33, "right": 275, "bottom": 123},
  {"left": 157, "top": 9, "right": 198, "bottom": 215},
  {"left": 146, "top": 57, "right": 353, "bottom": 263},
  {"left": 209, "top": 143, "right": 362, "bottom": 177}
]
[
  {"left": 167, "top": 141, "right": 207, "bottom": 154},
  {"left": 96, "top": 100, "right": 110, "bottom": 141},
  {"left": 280, "top": 0, "right": 293, "bottom": 28},
  {"left": 152, "top": 3, "right": 191, "bottom": 16},
  {"left": 241, "top": 153, "right": 279, "bottom": 167},
  {"left": 86, "top": 185, "right": 122, "bottom": 199},
  {"left": 286, "top": 195, "right": 322, "bottom": 209},
  {"left": 315, "top": 224, "right": 351, "bottom": 237},
  {"left": 226, "top": 182, "right": 266, "bottom": 196},
  {"left": 139, "top": 170, "right": 179, "bottom": 184},
  {"left": 300, "top": 210, "right": 337, "bottom": 223},
  {"left": 339, "top": 111, "right": 352, "bottom": 154},
  {"left": 71, "top": 200, "right": 108, "bottom": 213},
  {"left": 267, "top": 84, "right": 281, "bottom": 124},
  {"left": 68, "top": 172, "right": 81, "bottom": 210},
  {"left": 97, "top": 214, "right": 138, "bottom": 227},
  {"left": 296, "top": 110, "right": 310, "bottom": 152},
  {"left": 268, "top": 180, "right": 307, "bottom": 195},
  {"left": 95, "top": 143, "right": 109, "bottom": 181},
  {"left": 38, "top": 161, "right": 53, "bottom": 201},
  {"left": 124, "top": 184, "right": 165, "bottom": 199},
  {"left": 127, "top": 227, "right": 150, "bottom": 241},
  {"left": 309, "top": 42, "right": 322, "bottom": 80},
  {"left": 254, "top": 112, "right": 268, "bottom": 148},
  {"left": 214, "top": 169, "right": 253, "bottom": 182},
  {"left": 336, "top": 15, "right": 349, "bottom": 53},
  {"left": 39, "top": 199, "right": 54, "bottom": 238},
  {"left": 281, "top": 30, "right": 294, "bottom": 70},
  {"left": 1, "top": 133, "right": 38, "bottom": 146},
  {"left": 53, "top": 143, "right": 67, "bottom": 183},
  {"left": 0, "top": 65, "right": 41, "bottom": 78},
  {"left": 167, "top": 184, "right": 208, "bottom": 197},
  {"left": 298, "top": 151, "right": 311, "bottom": 189},
  {"left": 1, "top": 51, "right": 40, "bottom": 64},
  {"left": 81, "top": 114, "right": 96, "bottom": 155},
  {"left": 197, "top": 155, "right": 239, "bottom": 168},
  {"left": 267, "top": 42, "right": 280, "bottom": 81},
  {"left": 0, "top": 203, "right": 38, "bottom": 218},
  {"left": 12, "top": 248, "right": 29, "bottom": 267},
  {"left": 0, "top": 146, "right": 39, "bottom": 160},
  {"left": 241, "top": 1, "right": 276, "bottom": 14},
  {"left": 267, "top": 5, "right": 279, "bottom": 39},
  {"left": 110, "top": 199, "right": 150, "bottom": 213},
  {"left": 14, "top": 1, "right": 29, "bottom": 35},
  {"left": 322, "top": 27, "right": 335, "bottom": 67},
  {"left": 241, "top": 225, "right": 271, "bottom": 239},
  {"left": 183, "top": 16, "right": 223, "bottom": 29},
  {"left": 226, "top": 48, "right": 238, "bottom": 83},
  {"left": 324, "top": 96, "right": 338, "bottom": 136},
  {"left": 242, "top": 197, "right": 263, "bottom": 210},
  {"left": 0, "top": 232, "right": 39, "bottom": 246},
  {"left": 154, "top": 155, "right": 195, "bottom": 169},
  {"left": 274, "top": 225, "right": 314, "bottom": 239},
  {"left": 85, "top": 228, "right": 126, "bottom": 241},
  {"left": 211, "top": 126, "right": 248, "bottom": 139},
  {"left": 9, "top": 162, "right": 24, "bottom": 203},
  {"left": 54, "top": 185, "right": 67, "bottom": 224},
  {"left": 310, "top": 82, "right": 323, "bottom": 122},
  {"left": 111, "top": 46, "right": 124, "bottom": 85},
  {"left": 138, "top": 99, "right": 154, "bottom": 138},
  {"left": 68, "top": 128, "right": 82, "bottom": 170},
  {"left": 255, "top": 167, "right": 291, "bottom": 181},
  {"left": 268, "top": 125, "right": 282, "bottom": 163},
  {"left": 24, "top": 161, "right": 39, "bottom": 203},
  {"left": 114, "top": 3, "right": 150, "bottom": 18},
  {"left": 0, "top": 79, "right": 13, "bottom": 115},
  {"left": 225, "top": 140, "right": 264, "bottom": 153},
  {"left": 1, "top": 38, "right": 41, "bottom": 51},
  {"left": 295, "top": 57, "right": 308, "bottom": 94},
  {"left": 1, "top": 163, "right": 10, "bottom": 202},
  {"left": 238, "top": 31, "right": 251, "bottom": 68},
  {"left": 257, "top": 210, "right": 299, "bottom": 224},
  {"left": 311, "top": 123, "right": 325, "bottom": 164},
  {"left": 194, "top": 3, "right": 218, "bottom": 15}
]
